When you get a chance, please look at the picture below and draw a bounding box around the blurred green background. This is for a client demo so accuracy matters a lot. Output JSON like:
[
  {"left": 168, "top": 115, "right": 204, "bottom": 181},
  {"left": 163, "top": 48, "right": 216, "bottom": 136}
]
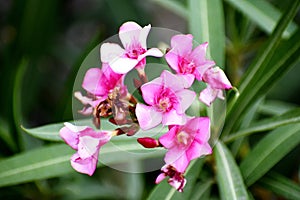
[{"left": 0, "top": 0, "right": 300, "bottom": 199}]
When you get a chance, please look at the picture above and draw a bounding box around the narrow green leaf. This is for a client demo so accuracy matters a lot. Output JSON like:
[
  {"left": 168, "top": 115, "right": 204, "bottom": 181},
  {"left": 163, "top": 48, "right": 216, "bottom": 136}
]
[
  {"left": 147, "top": 159, "right": 204, "bottom": 200},
  {"left": 214, "top": 142, "right": 249, "bottom": 200},
  {"left": 0, "top": 137, "right": 165, "bottom": 187},
  {"left": 190, "top": 179, "right": 214, "bottom": 200},
  {"left": 258, "top": 100, "right": 297, "bottom": 116},
  {"left": 224, "top": 0, "right": 300, "bottom": 137},
  {"left": 225, "top": 108, "right": 300, "bottom": 143},
  {"left": 259, "top": 172, "right": 300, "bottom": 199},
  {"left": 225, "top": 0, "right": 298, "bottom": 38},
  {"left": 188, "top": 0, "right": 225, "bottom": 66},
  {"left": 149, "top": 0, "right": 187, "bottom": 19},
  {"left": 240, "top": 123, "right": 300, "bottom": 186}
]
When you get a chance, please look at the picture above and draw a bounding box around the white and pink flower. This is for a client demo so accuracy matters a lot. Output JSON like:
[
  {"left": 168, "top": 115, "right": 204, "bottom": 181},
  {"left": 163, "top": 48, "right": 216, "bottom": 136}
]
[
  {"left": 135, "top": 70, "right": 196, "bottom": 130},
  {"left": 60, "top": 122, "right": 112, "bottom": 176},
  {"left": 101, "top": 21, "right": 163, "bottom": 74}
]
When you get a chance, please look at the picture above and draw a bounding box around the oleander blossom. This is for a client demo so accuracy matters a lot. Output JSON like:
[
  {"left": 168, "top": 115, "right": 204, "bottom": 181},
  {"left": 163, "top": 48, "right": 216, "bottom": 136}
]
[
  {"left": 159, "top": 117, "right": 212, "bottom": 173},
  {"left": 155, "top": 165, "right": 186, "bottom": 192},
  {"left": 135, "top": 70, "right": 196, "bottom": 130},
  {"left": 101, "top": 21, "right": 163, "bottom": 74},
  {"left": 165, "top": 34, "right": 215, "bottom": 84},
  {"left": 199, "top": 66, "right": 233, "bottom": 106},
  {"left": 74, "top": 64, "right": 124, "bottom": 115},
  {"left": 60, "top": 122, "right": 112, "bottom": 176}
]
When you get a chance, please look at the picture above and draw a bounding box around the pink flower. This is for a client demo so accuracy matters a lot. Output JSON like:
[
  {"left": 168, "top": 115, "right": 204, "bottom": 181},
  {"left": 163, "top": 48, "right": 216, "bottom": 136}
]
[
  {"left": 135, "top": 70, "right": 196, "bottom": 130},
  {"left": 155, "top": 165, "right": 186, "bottom": 192},
  {"left": 199, "top": 67, "right": 232, "bottom": 106},
  {"left": 159, "top": 117, "right": 212, "bottom": 173},
  {"left": 75, "top": 64, "right": 124, "bottom": 115},
  {"left": 101, "top": 21, "right": 163, "bottom": 74},
  {"left": 165, "top": 34, "right": 215, "bottom": 83},
  {"left": 60, "top": 122, "right": 112, "bottom": 176}
]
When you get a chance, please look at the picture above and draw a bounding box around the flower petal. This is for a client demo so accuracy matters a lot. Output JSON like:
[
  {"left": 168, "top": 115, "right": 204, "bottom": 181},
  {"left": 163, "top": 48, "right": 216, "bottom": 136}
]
[
  {"left": 82, "top": 68, "right": 107, "bottom": 96},
  {"left": 78, "top": 135, "right": 101, "bottom": 159},
  {"left": 60, "top": 126, "right": 79, "bottom": 150},
  {"left": 170, "top": 34, "right": 193, "bottom": 56},
  {"left": 199, "top": 86, "right": 219, "bottom": 106},
  {"left": 159, "top": 126, "right": 178, "bottom": 149},
  {"left": 136, "top": 104, "right": 163, "bottom": 130},
  {"left": 177, "top": 74, "right": 195, "bottom": 88},
  {"left": 165, "top": 148, "right": 189, "bottom": 173},
  {"left": 109, "top": 57, "right": 139, "bottom": 74},
  {"left": 70, "top": 152, "right": 98, "bottom": 176},
  {"left": 203, "top": 67, "right": 232, "bottom": 89},
  {"left": 119, "top": 21, "right": 143, "bottom": 49},
  {"left": 140, "top": 77, "right": 163, "bottom": 105},
  {"left": 162, "top": 109, "right": 187, "bottom": 126},
  {"left": 100, "top": 43, "right": 125, "bottom": 63},
  {"left": 175, "top": 89, "right": 196, "bottom": 113},
  {"left": 139, "top": 24, "right": 151, "bottom": 49},
  {"left": 161, "top": 70, "right": 187, "bottom": 91},
  {"left": 190, "top": 42, "right": 209, "bottom": 63},
  {"left": 186, "top": 140, "right": 212, "bottom": 161},
  {"left": 165, "top": 51, "right": 180, "bottom": 72},
  {"left": 155, "top": 173, "right": 166, "bottom": 184}
]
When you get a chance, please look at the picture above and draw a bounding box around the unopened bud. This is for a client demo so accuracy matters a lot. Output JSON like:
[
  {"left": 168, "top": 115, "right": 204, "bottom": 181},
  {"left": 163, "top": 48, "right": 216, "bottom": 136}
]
[{"left": 137, "top": 137, "right": 160, "bottom": 148}]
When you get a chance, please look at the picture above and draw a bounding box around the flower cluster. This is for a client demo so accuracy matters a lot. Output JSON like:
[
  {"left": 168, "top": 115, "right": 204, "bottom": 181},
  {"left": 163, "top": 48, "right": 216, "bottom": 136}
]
[{"left": 60, "top": 21, "right": 232, "bottom": 192}]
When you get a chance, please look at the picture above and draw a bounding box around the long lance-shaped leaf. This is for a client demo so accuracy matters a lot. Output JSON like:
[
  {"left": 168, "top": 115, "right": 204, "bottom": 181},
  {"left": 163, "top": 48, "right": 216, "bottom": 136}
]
[
  {"left": 149, "top": 0, "right": 187, "bottom": 19},
  {"left": 215, "top": 142, "right": 249, "bottom": 200},
  {"left": 223, "top": 0, "right": 300, "bottom": 137},
  {"left": 258, "top": 172, "right": 300, "bottom": 199},
  {"left": 147, "top": 159, "right": 204, "bottom": 200},
  {"left": 188, "top": 0, "right": 225, "bottom": 66},
  {"left": 225, "top": 0, "right": 298, "bottom": 38},
  {"left": 224, "top": 108, "right": 300, "bottom": 143},
  {"left": 240, "top": 123, "right": 300, "bottom": 186},
  {"left": 0, "top": 138, "right": 165, "bottom": 187}
]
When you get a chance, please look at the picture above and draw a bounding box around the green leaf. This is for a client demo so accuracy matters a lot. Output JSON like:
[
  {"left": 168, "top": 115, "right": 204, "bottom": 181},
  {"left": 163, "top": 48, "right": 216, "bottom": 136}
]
[
  {"left": 225, "top": 0, "right": 298, "bottom": 38},
  {"left": 240, "top": 123, "right": 300, "bottom": 186},
  {"left": 259, "top": 172, "right": 300, "bottom": 200},
  {"left": 224, "top": 108, "right": 300, "bottom": 143},
  {"left": 188, "top": 0, "right": 225, "bottom": 66},
  {"left": 190, "top": 179, "right": 214, "bottom": 200},
  {"left": 147, "top": 158, "right": 204, "bottom": 200},
  {"left": 149, "top": 0, "right": 187, "bottom": 19},
  {"left": 258, "top": 100, "right": 297, "bottom": 116},
  {"left": 0, "top": 137, "right": 165, "bottom": 187},
  {"left": 223, "top": 0, "right": 300, "bottom": 137},
  {"left": 214, "top": 142, "right": 249, "bottom": 200}
]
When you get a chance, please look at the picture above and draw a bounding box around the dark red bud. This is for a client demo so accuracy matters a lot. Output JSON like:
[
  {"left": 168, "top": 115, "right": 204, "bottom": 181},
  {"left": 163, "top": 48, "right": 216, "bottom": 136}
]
[{"left": 137, "top": 137, "right": 160, "bottom": 148}]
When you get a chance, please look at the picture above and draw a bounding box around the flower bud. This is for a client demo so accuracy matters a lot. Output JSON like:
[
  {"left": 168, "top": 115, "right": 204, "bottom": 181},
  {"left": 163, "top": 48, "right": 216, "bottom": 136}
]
[{"left": 137, "top": 137, "right": 160, "bottom": 148}]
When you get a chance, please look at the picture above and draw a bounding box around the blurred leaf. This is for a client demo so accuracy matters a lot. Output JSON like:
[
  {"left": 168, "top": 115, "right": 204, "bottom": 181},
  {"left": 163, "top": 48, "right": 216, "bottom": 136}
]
[
  {"left": 0, "top": 118, "right": 17, "bottom": 152},
  {"left": 188, "top": 0, "right": 225, "bottom": 66},
  {"left": 224, "top": 0, "right": 300, "bottom": 137},
  {"left": 0, "top": 136, "right": 165, "bottom": 187},
  {"left": 258, "top": 100, "right": 297, "bottom": 116},
  {"left": 225, "top": 0, "right": 298, "bottom": 38},
  {"left": 240, "top": 123, "right": 300, "bottom": 186},
  {"left": 190, "top": 179, "right": 213, "bottom": 200},
  {"left": 150, "top": 0, "right": 187, "bottom": 19},
  {"left": 147, "top": 158, "right": 204, "bottom": 200},
  {"left": 259, "top": 171, "right": 300, "bottom": 200},
  {"left": 225, "top": 108, "right": 300, "bottom": 142},
  {"left": 214, "top": 141, "right": 249, "bottom": 200}
]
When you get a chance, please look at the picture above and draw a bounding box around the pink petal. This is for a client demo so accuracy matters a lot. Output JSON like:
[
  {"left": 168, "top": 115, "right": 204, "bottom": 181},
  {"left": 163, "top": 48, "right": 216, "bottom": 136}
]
[
  {"left": 77, "top": 135, "right": 101, "bottom": 159},
  {"left": 100, "top": 43, "right": 125, "bottom": 63},
  {"left": 82, "top": 68, "right": 107, "bottom": 96},
  {"left": 140, "top": 77, "right": 163, "bottom": 105},
  {"left": 159, "top": 126, "right": 178, "bottom": 149},
  {"left": 162, "top": 109, "right": 187, "bottom": 126},
  {"left": 190, "top": 42, "right": 209, "bottom": 64},
  {"left": 138, "top": 24, "right": 151, "bottom": 49},
  {"left": 203, "top": 67, "right": 232, "bottom": 89},
  {"left": 165, "top": 148, "right": 189, "bottom": 173},
  {"left": 161, "top": 70, "right": 186, "bottom": 91},
  {"left": 138, "top": 48, "right": 163, "bottom": 59},
  {"left": 199, "top": 86, "right": 219, "bottom": 106},
  {"left": 165, "top": 51, "right": 180, "bottom": 72},
  {"left": 155, "top": 173, "right": 166, "bottom": 184},
  {"left": 195, "top": 61, "right": 215, "bottom": 80},
  {"left": 186, "top": 117, "right": 210, "bottom": 141},
  {"left": 175, "top": 89, "right": 196, "bottom": 113},
  {"left": 170, "top": 34, "right": 193, "bottom": 56},
  {"left": 135, "top": 104, "right": 163, "bottom": 130},
  {"left": 109, "top": 57, "right": 139, "bottom": 74},
  {"left": 186, "top": 141, "right": 212, "bottom": 161},
  {"left": 177, "top": 74, "right": 195, "bottom": 88},
  {"left": 70, "top": 152, "right": 98, "bottom": 176},
  {"left": 119, "top": 21, "right": 143, "bottom": 49},
  {"left": 60, "top": 126, "right": 79, "bottom": 150},
  {"left": 74, "top": 91, "right": 104, "bottom": 108}
]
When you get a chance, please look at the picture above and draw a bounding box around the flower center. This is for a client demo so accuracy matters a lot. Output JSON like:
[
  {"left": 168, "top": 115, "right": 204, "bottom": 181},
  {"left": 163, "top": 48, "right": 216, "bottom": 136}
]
[
  {"left": 176, "top": 131, "right": 190, "bottom": 146},
  {"left": 126, "top": 47, "right": 146, "bottom": 59},
  {"left": 158, "top": 97, "right": 171, "bottom": 112},
  {"left": 155, "top": 88, "right": 178, "bottom": 113},
  {"left": 179, "top": 58, "right": 195, "bottom": 74}
]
